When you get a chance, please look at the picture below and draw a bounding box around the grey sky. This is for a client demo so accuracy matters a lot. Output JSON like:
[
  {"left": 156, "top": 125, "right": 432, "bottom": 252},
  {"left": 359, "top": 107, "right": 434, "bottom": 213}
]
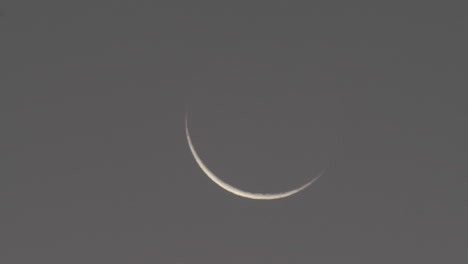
[{"left": 1, "top": 1, "right": 467, "bottom": 263}]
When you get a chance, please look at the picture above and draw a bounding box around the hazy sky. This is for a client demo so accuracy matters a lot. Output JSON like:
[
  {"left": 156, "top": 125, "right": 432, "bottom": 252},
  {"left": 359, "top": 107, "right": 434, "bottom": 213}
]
[{"left": 1, "top": 1, "right": 467, "bottom": 263}]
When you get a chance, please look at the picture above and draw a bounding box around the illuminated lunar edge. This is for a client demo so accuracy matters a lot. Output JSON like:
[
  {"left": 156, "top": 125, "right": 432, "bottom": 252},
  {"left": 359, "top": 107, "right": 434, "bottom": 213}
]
[{"left": 185, "top": 113, "right": 325, "bottom": 200}]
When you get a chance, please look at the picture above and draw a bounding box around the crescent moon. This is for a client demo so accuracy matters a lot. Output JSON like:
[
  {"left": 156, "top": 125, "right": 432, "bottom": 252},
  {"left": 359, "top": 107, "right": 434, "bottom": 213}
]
[{"left": 185, "top": 113, "right": 325, "bottom": 200}]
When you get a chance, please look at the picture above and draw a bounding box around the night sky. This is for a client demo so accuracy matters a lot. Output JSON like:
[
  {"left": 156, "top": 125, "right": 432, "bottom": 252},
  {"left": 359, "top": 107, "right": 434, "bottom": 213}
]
[{"left": 1, "top": 1, "right": 467, "bottom": 263}]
